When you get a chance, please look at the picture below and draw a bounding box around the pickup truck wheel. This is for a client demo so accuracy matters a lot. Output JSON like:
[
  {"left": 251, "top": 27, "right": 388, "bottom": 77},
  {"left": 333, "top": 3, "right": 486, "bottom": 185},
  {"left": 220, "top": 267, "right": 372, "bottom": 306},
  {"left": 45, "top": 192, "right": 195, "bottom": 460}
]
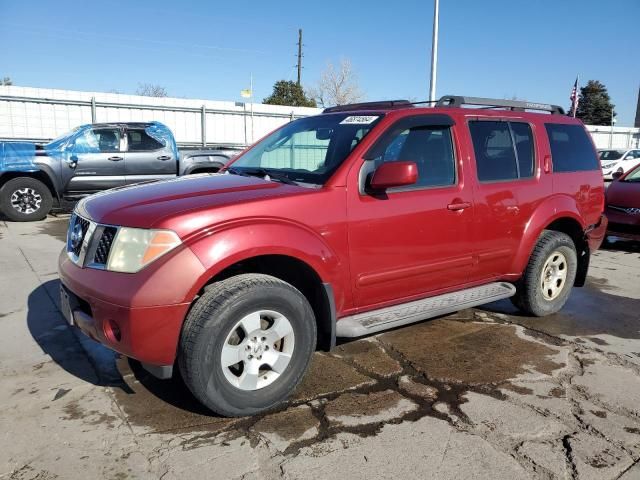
[
  {"left": 178, "top": 274, "right": 316, "bottom": 417},
  {"left": 0, "top": 177, "right": 53, "bottom": 222},
  {"left": 511, "top": 230, "right": 577, "bottom": 317}
]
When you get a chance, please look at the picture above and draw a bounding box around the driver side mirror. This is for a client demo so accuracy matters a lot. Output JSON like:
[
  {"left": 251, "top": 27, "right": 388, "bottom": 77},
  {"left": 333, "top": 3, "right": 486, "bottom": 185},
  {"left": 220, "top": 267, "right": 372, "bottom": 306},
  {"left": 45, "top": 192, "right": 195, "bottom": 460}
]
[
  {"left": 612, "top": 170, "right": 624, "bottom": 180},
  {"left": 370, "top": 161, "right": 418, "bottom": 191}
]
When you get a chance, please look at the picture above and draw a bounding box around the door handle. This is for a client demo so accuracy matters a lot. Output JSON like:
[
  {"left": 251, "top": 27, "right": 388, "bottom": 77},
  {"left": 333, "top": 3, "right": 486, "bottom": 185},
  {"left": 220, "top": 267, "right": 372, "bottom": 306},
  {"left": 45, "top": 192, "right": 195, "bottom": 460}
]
[
  {"left": 108, "top": 156, "right": 123, "bottom": 161},
  {"left": 157, "top": 155, "right": 171, "bottom": 161},
  {"left": 447, "top": 202, "right": 471, "bottom": 211}
]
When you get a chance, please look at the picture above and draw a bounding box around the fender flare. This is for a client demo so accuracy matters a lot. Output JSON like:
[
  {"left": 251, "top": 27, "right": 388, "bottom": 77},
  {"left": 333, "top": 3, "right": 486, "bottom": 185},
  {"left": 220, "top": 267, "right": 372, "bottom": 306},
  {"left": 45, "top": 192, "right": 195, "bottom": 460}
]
[
  {"left": 510, "top": 194, "right": 586, "bottom": 276},
  {"left": 185, "top": 218, "right": 346, "bottom": 313},
  {"left": 0, "top": 163, "right": 62, "bottom": 202}
]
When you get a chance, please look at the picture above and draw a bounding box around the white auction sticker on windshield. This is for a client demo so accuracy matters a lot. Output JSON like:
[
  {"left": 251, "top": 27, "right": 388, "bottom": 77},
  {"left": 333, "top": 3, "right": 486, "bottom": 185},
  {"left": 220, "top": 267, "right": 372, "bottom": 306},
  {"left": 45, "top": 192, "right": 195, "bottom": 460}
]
[{"left": 339, "top": 115, "right": 379, "bottom": 125}]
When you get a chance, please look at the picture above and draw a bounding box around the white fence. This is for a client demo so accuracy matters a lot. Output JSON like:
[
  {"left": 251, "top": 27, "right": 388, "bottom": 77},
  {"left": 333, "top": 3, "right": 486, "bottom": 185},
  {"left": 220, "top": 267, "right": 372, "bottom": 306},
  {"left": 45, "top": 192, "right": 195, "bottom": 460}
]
[
  {"left": 585, "top": 125, "right": 640, "bottom": 150},
  {"left": 1, "top": 86, "right": 638, "bottom": 150},
  {"left": 0, "top": 86, "right": 321, "bottom": 148}
]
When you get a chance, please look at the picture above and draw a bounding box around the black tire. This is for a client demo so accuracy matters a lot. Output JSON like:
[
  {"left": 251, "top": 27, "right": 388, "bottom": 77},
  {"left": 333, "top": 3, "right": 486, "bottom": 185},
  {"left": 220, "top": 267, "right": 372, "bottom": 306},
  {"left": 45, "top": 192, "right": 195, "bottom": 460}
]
[
  {"left": 0, "top": 177, "right": 53, "bottom": 222},
  {"left": 178, "top": 273, "right": 316, "bottom": 417},
  {"left": 511, "top": 230, "right": 578, "bottom": 317}
]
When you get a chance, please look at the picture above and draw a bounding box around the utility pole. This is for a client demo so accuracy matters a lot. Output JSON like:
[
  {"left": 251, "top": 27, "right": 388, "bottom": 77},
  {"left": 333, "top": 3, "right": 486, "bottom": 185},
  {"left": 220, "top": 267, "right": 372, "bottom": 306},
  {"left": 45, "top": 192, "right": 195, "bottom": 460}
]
[
  {"left": 296, "top": 29, "right": 303, "bottom": 86},
  {"left": 428, "top": 0, "right": 440, "bottom": 102}
]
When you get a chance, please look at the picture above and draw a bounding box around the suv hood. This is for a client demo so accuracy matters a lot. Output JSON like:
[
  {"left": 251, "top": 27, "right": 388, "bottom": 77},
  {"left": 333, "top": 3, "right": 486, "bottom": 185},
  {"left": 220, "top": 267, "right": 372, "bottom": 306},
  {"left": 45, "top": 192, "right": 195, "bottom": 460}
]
[
  {"left": 606, "top": 179, "right": 640, "bottom": 208},
  {"left": 79, "top": 174, "right": 307, "bottom": 231}
]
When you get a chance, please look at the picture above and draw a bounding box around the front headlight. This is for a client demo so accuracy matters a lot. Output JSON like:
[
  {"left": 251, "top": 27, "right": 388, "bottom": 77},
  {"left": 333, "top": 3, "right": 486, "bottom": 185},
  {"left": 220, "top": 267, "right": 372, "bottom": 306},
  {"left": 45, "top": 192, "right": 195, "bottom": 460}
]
[{"left": 106, "top": 227, "right": 182, "bottom": 273}]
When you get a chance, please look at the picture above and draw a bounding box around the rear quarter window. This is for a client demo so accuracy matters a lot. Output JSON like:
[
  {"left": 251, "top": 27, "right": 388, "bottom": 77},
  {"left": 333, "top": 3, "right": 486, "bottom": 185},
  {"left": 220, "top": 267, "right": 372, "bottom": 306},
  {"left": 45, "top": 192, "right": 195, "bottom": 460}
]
[{"left": 545, "top": 124, "right": 599, "bottom": 172}]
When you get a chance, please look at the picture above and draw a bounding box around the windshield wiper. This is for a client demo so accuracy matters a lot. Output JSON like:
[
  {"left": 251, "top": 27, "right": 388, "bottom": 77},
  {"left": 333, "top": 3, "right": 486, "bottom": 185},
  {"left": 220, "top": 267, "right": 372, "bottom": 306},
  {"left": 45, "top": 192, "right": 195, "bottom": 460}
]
[{"left": 231, "top": 167, "right": 298, "bottom": 185}]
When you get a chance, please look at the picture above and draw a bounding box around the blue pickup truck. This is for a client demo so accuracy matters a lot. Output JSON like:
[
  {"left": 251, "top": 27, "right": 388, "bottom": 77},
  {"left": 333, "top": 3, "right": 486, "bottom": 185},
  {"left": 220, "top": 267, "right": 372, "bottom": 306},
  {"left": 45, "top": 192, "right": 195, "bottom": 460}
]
[{"left": 0, "top": 121, "right": 238, "bottom": 221}]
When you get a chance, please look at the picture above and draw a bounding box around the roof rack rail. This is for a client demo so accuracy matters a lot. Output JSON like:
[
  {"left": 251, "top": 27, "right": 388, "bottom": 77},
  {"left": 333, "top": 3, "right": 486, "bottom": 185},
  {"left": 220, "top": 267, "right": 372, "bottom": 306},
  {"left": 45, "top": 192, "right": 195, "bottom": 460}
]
[
  {"left": 323, "top": 100, "right": 413, "bottom": 113},
  {"left": 436, "top": 95, "right": 565, "bottom": 115}
]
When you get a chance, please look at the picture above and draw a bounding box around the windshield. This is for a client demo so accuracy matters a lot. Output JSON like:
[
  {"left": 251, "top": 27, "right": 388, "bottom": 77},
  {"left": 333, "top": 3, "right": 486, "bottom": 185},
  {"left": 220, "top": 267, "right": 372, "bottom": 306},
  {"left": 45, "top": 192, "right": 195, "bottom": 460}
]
[
  {"left": 599, "top": 150, "right": 623, "bottom": 160},
  {"left": 46, "top": 126, "right": 82, "bottom": 149},
  {"left": 623, "top": 164, "right": 640, "bottom": 182},
  {"left": 228, "top": 113, "right": 383, "bottom": 185}
]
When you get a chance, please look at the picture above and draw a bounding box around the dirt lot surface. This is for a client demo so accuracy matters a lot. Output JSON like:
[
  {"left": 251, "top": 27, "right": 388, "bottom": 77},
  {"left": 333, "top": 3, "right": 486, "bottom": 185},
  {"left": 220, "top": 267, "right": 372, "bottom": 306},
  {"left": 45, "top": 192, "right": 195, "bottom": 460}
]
[{"left": 1, "top": 215, "right": 640, "bottom": 479}]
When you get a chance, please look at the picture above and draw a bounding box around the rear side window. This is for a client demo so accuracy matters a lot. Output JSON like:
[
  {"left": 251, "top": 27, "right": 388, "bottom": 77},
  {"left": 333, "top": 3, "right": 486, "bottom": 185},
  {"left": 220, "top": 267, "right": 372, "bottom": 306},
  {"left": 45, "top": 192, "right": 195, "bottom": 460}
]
[
  {"left": 545, "top": 124, "right": 599, "bottom": 172},
  {"left": 469, "top": 121, "right": 535, "bottom": 182},
  {"left": 127, "top": 129, "right": 165, "bottom": 152}
]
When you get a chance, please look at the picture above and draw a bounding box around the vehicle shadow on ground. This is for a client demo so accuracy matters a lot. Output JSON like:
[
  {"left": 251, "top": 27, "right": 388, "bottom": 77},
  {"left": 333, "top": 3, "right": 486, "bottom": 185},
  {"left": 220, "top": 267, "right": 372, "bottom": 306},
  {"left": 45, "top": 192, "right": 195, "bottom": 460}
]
[
  {"left": 118, "top": 357, "right": 214, "bottom": 417},
  {"left": 480, "top": 280, "right": 640, "bottom": 340},
  {"left": 601, "top": 237, "right": 640, "bottom": 253},
  {"left": 27, "top": 279, "right": 131, "bottom": 391}
]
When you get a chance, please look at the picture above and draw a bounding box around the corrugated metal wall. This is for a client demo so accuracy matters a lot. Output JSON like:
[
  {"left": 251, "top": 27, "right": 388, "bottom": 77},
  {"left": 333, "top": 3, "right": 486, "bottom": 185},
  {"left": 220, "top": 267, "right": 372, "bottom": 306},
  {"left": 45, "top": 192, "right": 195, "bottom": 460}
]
[
  {"left": 1, "top": 86, "right": 639, "bottom": 149},
  {"left": 0, "top": 86, "right": 322, "bottom": 147}
]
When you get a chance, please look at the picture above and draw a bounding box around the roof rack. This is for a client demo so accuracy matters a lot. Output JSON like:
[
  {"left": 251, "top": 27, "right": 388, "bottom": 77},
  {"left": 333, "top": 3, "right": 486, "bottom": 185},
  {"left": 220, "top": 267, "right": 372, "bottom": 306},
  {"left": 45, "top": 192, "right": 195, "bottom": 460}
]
[
  {"left": 436, "top": 95, "right": 565, "bottom": 115},
  {"left": 323, "top": 100, "right": 413, "bottom": 113}
]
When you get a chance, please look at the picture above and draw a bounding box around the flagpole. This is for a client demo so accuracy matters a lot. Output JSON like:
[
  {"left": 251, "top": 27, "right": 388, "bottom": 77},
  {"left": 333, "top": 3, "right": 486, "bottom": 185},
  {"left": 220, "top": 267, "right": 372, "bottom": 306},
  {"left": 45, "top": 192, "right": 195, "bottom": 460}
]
[
  {"left": 250, "top": 73, "right": 254, "bottom": 143},
  {"left": 571, "top": 75, "right": 580, "bottom": 118}
]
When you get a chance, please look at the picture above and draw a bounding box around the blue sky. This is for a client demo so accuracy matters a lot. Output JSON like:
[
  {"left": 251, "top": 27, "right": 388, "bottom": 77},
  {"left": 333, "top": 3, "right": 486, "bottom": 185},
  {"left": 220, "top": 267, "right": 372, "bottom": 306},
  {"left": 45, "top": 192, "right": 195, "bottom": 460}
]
[{"left": 1, "top": 0, "right": 639, "bottom": 125}]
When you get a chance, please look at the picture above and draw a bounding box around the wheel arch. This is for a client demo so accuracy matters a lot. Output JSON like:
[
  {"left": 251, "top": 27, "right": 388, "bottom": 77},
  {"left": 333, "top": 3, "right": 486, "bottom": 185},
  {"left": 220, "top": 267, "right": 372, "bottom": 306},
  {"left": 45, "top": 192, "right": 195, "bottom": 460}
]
[
  {"left": 193, "top": 254, "right": 336, "bottom": 351},
  {"left": 0, "top": 170, "right": 60, "bottom": 203},
  {"left": 512, "top": 196, "right": 589, "bottom": 286}
]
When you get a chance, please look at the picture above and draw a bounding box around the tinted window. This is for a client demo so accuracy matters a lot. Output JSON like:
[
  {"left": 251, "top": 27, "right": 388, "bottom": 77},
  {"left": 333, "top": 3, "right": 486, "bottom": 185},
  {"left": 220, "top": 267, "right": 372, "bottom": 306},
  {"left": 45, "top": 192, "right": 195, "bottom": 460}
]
[
  {"left": 470, "top": 121, "right": 536, "bottom": 181},
  {"left": 545, "top": 124, "right": 599, "bottom": 172},
  {"left": 127, "top": 129, "right": 165, "bottom": 151},
  {"left": 599, "top": 150, "right": 623, "bottom": 160},
  {"left": 73, "top": 128, "right": 121, "bottom": 153},
  {"left": 470, "top": 121, "right": 517, "bottom": 181},
  {"left": 371, "top": 126, "right": 455, "bottom": 188},
  {"left": 511, "top": 123, "right": 534, "bottom": 178}
]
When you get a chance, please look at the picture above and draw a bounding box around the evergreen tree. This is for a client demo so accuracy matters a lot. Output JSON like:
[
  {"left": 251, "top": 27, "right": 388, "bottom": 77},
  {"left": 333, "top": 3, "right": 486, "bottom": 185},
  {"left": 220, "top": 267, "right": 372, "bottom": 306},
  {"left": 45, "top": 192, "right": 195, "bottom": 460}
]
[
  {"left": 263, "top": 80, "right": 316, "bottom": 107},
  {"left": 573, "top": 80, "right": 616, "bottom": 126}
]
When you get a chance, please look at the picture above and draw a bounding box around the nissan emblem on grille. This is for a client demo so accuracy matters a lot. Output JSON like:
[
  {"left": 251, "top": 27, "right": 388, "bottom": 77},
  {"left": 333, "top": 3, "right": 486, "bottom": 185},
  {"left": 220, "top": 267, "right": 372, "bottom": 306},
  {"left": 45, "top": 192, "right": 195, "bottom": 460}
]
[{"left": 70, "top": 222, "right": 84, "bottom": 251}]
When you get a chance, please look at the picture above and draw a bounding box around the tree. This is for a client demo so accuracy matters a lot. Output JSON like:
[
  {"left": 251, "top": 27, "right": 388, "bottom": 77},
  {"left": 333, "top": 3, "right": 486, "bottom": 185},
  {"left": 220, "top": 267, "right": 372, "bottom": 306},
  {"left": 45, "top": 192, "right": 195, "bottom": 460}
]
[
  {"left": 135, "top": 83, "right": 168, "bottom": 97},
  {"left": 263, "top": 80, "right": 316, "bottom": 107},
  {"left": 309, "top": 58, "right": 364, "bottom": 107},
  {"left": 573, "top": 80, "right": 616, "bottom": 126},
  {"left": 1, "top": 77, "right": 12, "bottom": 86}
]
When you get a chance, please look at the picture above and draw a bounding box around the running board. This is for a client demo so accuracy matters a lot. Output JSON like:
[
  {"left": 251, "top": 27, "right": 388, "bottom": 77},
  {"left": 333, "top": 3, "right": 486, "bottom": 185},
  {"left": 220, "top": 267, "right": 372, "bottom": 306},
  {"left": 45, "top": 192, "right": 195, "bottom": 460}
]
[{"left": 336, "top": 282, "right": 516, "bottom": 338}]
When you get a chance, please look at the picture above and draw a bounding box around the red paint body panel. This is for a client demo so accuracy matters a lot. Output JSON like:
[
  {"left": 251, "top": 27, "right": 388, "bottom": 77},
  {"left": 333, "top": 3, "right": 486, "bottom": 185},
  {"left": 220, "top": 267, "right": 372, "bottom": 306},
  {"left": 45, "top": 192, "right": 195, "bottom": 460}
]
[
  {"left": 58, "top": 105, "right": 606, "bottom": 368},
  {"left": 605, "top": 167, "right": 640, "bottom": 240}
]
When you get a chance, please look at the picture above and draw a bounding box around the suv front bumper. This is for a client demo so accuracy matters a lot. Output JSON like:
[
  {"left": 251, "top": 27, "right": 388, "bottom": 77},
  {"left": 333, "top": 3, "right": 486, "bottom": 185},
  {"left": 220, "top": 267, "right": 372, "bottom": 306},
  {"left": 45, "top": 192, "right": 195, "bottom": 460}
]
[{"left": 57, "top": 246, "right": 205, "bottom": 369}]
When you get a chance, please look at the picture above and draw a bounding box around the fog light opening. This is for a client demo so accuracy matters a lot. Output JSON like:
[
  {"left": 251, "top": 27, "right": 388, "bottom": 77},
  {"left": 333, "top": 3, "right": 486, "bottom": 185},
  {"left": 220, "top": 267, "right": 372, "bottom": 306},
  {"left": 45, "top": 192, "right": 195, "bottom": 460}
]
[{"left": 104, "top": 319, "right": 122, "bottom": 342}]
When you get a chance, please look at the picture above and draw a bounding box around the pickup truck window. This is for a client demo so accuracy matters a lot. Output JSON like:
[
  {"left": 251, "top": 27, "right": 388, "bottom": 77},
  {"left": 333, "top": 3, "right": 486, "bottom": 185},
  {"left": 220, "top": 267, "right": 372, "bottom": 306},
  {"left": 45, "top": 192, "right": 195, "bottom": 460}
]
[
  {"left": 229, "top": 113, "right": 382, "bottom": 185},
  {"left": 469, "top": 121, "right": 534, "bottom": 182},
  {"left": 73, "top": 128, "right": 121, "bottom": 154},
  {"left": 127, "top": 129, "right": 165, "bottom": 152},
  {"left": 371, "top": 126, "right": 456, "bottom": 188}
]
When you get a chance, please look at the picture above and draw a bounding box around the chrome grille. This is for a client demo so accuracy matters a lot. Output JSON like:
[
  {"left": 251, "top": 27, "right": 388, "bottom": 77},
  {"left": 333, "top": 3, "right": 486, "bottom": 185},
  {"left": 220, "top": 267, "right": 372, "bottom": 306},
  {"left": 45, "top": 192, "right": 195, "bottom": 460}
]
[
  {"left": 66, "top": 214, "right": 96, "bottom": 266},
  {"left": 93, "top": 227, "right": 117, "bottom": 265}
]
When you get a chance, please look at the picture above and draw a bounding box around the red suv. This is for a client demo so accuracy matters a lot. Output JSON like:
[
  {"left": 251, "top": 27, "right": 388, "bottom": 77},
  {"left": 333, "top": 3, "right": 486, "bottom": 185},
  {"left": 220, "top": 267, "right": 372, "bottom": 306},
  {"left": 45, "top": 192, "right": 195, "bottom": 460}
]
[{"left": 58, "top": 96, "right": 607, "bottom": 416}]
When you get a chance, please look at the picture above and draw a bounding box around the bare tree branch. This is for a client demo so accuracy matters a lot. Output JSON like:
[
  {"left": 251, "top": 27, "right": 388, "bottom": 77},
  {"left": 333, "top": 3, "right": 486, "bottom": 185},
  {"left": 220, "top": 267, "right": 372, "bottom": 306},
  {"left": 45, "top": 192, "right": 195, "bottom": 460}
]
[
  {"left": 135, "top": 83, "right": 168, "bottom": 97},
  {"left": 309, "top": 58, "right": 364, "bottom": 107}
]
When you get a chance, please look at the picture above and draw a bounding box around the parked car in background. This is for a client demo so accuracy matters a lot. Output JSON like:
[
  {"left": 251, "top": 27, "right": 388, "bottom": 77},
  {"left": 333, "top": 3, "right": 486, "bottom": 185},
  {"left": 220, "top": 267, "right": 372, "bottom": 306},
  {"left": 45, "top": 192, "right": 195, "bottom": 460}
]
[
  {"left": 599, "top": 148, "right": 640, "bottom": 180},
  {"left": 58, "top": 96, "right": 607, "bottom": 416},
  {"left": 605, "top": 163, "right": 640, "bottom": 241},
  {"left": 0, "top": 122, "right": 239, "bottom": 221}
]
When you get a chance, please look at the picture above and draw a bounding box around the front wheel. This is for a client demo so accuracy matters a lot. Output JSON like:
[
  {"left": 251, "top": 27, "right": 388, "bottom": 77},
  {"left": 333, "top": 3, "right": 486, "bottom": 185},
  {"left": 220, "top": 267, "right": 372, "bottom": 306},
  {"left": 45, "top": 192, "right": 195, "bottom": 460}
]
[
  {"left": 0, "top": 177, "right": 53, "bottom": 221},
  {"left": 511, "top": 230, "right": 578, "bottom": 316},
  {"left": 178, "top": 274, "right": 316, "bottom": 416}
]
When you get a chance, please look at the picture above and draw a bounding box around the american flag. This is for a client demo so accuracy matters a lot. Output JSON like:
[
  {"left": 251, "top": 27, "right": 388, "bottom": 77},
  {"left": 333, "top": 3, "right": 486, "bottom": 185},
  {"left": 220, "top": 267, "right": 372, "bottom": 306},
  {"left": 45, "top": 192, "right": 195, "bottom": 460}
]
[{"left": 569, "top": 76, "right": 579, "bottom": 117}]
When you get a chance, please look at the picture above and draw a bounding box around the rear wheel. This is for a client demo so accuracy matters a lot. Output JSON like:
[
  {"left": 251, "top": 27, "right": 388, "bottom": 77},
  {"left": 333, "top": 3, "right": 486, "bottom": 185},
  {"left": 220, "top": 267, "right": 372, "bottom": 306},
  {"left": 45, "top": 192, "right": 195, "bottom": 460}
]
[
  {"left": 178, "top": 274, "right": 316, "bottom": 416},
  {"left": 511, "top": 230, "right": 577, "bottom": 316},
  {"left": 0, "top": 177, "right": 53, "bottom": 221}
]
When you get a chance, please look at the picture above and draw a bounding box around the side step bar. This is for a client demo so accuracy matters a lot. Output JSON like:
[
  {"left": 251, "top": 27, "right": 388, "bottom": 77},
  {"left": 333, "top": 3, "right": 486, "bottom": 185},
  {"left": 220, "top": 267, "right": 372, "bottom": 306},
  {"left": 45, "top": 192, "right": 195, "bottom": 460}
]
[{"left": 336, "top": 282, "right": 516, "bottom": 338}]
